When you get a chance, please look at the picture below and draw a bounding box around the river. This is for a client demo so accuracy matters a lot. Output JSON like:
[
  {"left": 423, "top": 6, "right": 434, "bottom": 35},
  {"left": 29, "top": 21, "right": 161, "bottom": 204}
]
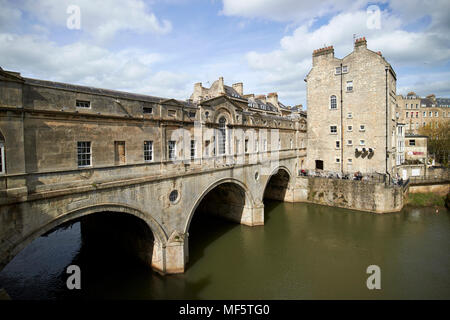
[{"left": 1, "top": 201, "right": 449, "bottom": 299}]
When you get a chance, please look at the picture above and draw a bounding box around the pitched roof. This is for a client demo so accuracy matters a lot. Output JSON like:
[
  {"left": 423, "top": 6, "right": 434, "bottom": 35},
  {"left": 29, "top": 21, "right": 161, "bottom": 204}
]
[{"left": 23, "top": 77, "right": 166, "bottom": 103}]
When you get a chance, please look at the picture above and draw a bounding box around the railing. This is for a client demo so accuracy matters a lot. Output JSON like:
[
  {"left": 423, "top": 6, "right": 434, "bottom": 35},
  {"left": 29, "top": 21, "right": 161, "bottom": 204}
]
[
  {"left": 408, "top": 176, "right": 450, "bottom": 185},
  {"left": 299, "top": 169, "right": 387, "bottom": 184}
]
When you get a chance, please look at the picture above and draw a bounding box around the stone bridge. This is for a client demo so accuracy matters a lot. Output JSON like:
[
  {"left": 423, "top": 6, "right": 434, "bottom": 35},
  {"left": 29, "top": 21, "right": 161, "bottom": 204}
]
[{"left": 0, "top": 156, "right": 297, "bottom": 274}]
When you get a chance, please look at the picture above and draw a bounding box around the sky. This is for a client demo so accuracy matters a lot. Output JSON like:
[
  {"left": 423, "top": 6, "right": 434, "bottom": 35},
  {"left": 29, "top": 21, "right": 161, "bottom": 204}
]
[{"left": 0, "top": 0, "right": 449, "bottom": 107}]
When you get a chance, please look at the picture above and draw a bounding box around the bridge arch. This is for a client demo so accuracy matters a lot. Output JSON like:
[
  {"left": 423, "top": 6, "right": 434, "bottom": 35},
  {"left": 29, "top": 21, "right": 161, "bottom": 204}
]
[
  {"left": 184, "top": 177, "right": 257, "bottom": 234},
  {"left": 2, "top": 203, "right": 168, "bottom": 272},
  {"left": 262, "top": 166, "right": 292, "bottom": 202}
]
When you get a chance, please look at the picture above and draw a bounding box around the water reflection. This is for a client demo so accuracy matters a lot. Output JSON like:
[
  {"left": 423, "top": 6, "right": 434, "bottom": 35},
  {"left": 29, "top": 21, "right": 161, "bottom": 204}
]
[{"left": 0, "top": 203, "right": 449, "bottom": 299}]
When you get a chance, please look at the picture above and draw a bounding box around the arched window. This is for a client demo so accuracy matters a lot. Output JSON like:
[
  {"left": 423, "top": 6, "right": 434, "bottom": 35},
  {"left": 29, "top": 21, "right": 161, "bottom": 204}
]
[
  {"left": 330, "top": 95, "right": 337, "bottom": 109},
  {"left": 218, "top": 117, "right": 227, "bottom": 155}
]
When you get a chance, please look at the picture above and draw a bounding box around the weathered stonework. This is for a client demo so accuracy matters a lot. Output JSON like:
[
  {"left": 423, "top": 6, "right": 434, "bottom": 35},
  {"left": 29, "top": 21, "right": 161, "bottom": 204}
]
[
  {"left": 294, "top": 176, "right": 405, "bottom": 213},
  {"left": 0, "top": 69, "right": 305, "bottom": 274},
  {"left": 305, "top": 38, "right": 398, "bottom": 176},
  {"left": 397, "top": 92, "right": 450, "bottom": 135}
]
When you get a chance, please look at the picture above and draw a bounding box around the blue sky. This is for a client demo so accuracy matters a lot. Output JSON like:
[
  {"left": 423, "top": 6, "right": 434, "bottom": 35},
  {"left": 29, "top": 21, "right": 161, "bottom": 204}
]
[{"left": 0, "top": 0, "right": 449, "bottom": 107}]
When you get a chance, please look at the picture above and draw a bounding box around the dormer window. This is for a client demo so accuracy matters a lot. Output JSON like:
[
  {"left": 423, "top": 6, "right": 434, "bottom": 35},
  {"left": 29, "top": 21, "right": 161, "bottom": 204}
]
[
  {"left": 143, "top": 107, "right": 153, "bottom": 114},
  {"left": 76, "top": 100, "right": 90, "bottom": 108}
]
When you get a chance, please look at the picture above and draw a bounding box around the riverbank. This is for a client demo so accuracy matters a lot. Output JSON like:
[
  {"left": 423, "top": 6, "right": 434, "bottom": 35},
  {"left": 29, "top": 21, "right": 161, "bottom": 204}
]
[{"left": 407, "top": 192, "right": 448, "bottom": 208}]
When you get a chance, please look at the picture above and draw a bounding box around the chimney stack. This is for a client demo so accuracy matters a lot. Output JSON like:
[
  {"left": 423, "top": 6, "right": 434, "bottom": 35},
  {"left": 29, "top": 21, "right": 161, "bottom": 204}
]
[
  {"left": 232, "top": 82, "right": 243, "bottom": 96},
  {"left": 312, "top": 45, "right": 334, "bottom": 66},
  {"left": 267, "top": 92, "right": 278, "bottom": 106},
  {"left": 354, "top": 37, "right": 367, "bottom": 49},
  {"left": 218, "top": 76, "right": 225, "bottom": 94},
  {"left": 255, "top": 94, "right": 266, "bottom": 102}
]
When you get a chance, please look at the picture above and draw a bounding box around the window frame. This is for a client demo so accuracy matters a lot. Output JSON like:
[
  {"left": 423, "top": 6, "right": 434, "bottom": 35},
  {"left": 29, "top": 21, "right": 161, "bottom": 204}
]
[
  {"left": 168, "top": 140, "right": 176, "bottom": 160},
  {"left": 190, "top": 140, "right": 196, "bottom": 160},
  {"left": 143, "top": 107, "right": 153, "bottom": 114},
  {"left": 330, "top": 125, "right": 337, "bottom": 134},
  {"left": 330, "top": 95, "right": 337, "bottom": 110},
  {"left": 346, "top": 81, "right": 353, "bottom": 92},
  {"left": 77, "top": 141, "right": 92, "bottom": 167},
  {"left": 0, "top": 142, "right": 5, "bottom": 174},
  {"left": 76, "top": 100, "right": 91, "bottom": 109},
  {"left": 218, "top": 117, "right": 227, "bottom": 155},
  {"left": 144, "top": 140, "right": 153, "bottom": 162}
]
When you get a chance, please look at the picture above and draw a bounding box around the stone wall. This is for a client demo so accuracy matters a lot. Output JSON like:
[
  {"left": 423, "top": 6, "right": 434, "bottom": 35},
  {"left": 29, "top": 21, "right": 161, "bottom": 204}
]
[
  {"left": 293, "top": 176, "right": 404, "bottom": 213},
  {"left": 305, "top": 38, "right": 398, "bottom": 175},
  {"left": 408, "top": 183, "right": 449, "bottom": 196}
]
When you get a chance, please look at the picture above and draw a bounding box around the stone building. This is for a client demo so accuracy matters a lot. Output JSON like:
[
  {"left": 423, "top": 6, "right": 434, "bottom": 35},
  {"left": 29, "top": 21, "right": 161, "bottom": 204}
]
[
  {"left": 396, "top": 123, "right": 405, "bottom": 166},
  {"left": 0, "top": 68, "right": 307, "bottom": 198},
  {"left": 304, "top": 37, "right": 399, "bottom": 177},
  {"left": 397, "top": 92, "right": 450, "bottom": 135},
  {"left": 404, "top": 134, "right": 428, "bottom": 163},
  {"left": 190, "top": 77, "right": 304, "bottom": 117}
]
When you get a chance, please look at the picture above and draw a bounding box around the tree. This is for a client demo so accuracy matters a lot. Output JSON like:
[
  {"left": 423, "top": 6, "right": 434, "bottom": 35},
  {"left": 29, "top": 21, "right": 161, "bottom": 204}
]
[{"left": 418, "top": 121, "right": 450, "bottom": 166}]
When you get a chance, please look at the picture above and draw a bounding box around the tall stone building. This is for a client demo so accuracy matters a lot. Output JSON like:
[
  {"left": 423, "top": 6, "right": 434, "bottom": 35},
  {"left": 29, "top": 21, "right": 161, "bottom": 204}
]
[
  {"left": 304, "top": 37, "right": 399, "bottom": 177},
  {"left": 397, "top": 92, "right": 450, "bottom": 135}
]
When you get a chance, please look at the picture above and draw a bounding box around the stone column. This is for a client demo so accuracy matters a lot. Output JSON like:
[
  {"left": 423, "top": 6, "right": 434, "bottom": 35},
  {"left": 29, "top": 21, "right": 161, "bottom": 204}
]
[
  {"left": 150, "top": 240, "right": 165, "bottom": 274},
  {"left": 164, "top": 231, "right": 187, "bottom": 274},
  {"left": 240, "top": 202, "right": 264, "bottom": 226}
]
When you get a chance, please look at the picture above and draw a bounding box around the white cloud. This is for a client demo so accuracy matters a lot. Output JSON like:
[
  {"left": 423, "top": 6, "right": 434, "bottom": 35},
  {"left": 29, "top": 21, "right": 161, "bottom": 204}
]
[
  {"left": 221, "top": 0, "right": 365, "bottom": 22},
  {"left": 244, "top": 8, "right": 450, "bottom": 105},
  {"left": 0, "top": 32, "right": 191, "bottom": 99},
  {"left": 19, "top": 0, "right": 172, "bottom": 41},
  {"left": 397, "top": 71, "right": 450, "bottom": 98}
]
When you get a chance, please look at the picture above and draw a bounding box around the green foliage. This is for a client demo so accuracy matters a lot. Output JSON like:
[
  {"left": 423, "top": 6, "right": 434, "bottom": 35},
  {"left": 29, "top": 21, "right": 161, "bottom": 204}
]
[
  {"left": 407, "top": 192, "right": 446, "bottom": 207},
  {"left": 418, "top": 121, "right": 450, "bottom": 166}
]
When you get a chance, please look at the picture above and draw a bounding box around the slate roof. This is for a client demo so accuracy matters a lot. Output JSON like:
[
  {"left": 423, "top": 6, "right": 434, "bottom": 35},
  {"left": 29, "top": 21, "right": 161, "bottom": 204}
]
[
  {"left": 436, "top": 98, "right": 450, "bottom": 107},
  {"left": 420, "top": 98, "right": 433, "bottom": 108},
  {"left": 24, "top": 77, "right": 166, "bottom": 104},
  {"left": 224, "top": 85, "right": 245, "bottom": 99}
]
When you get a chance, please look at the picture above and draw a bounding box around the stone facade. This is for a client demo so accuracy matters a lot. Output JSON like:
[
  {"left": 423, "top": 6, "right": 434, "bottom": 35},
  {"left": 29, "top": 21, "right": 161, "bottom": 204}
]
[
  {"left": 404, "top": 134, "right": 428, "bottom": 162},
  {"left": 397, "top": 92, "right": 450, "bottom": 135},
  {"left": 292, "top": 176, "right": 405, "bottom": 213},
  {"left": 189, "top": 76, "right": 304, "bottom": 117},
  {"left": 305, "top": 38, "right": 399, "bottom": 176},
  {"left": 0, "top": 67, "right": 306, "bottom": 274}
]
